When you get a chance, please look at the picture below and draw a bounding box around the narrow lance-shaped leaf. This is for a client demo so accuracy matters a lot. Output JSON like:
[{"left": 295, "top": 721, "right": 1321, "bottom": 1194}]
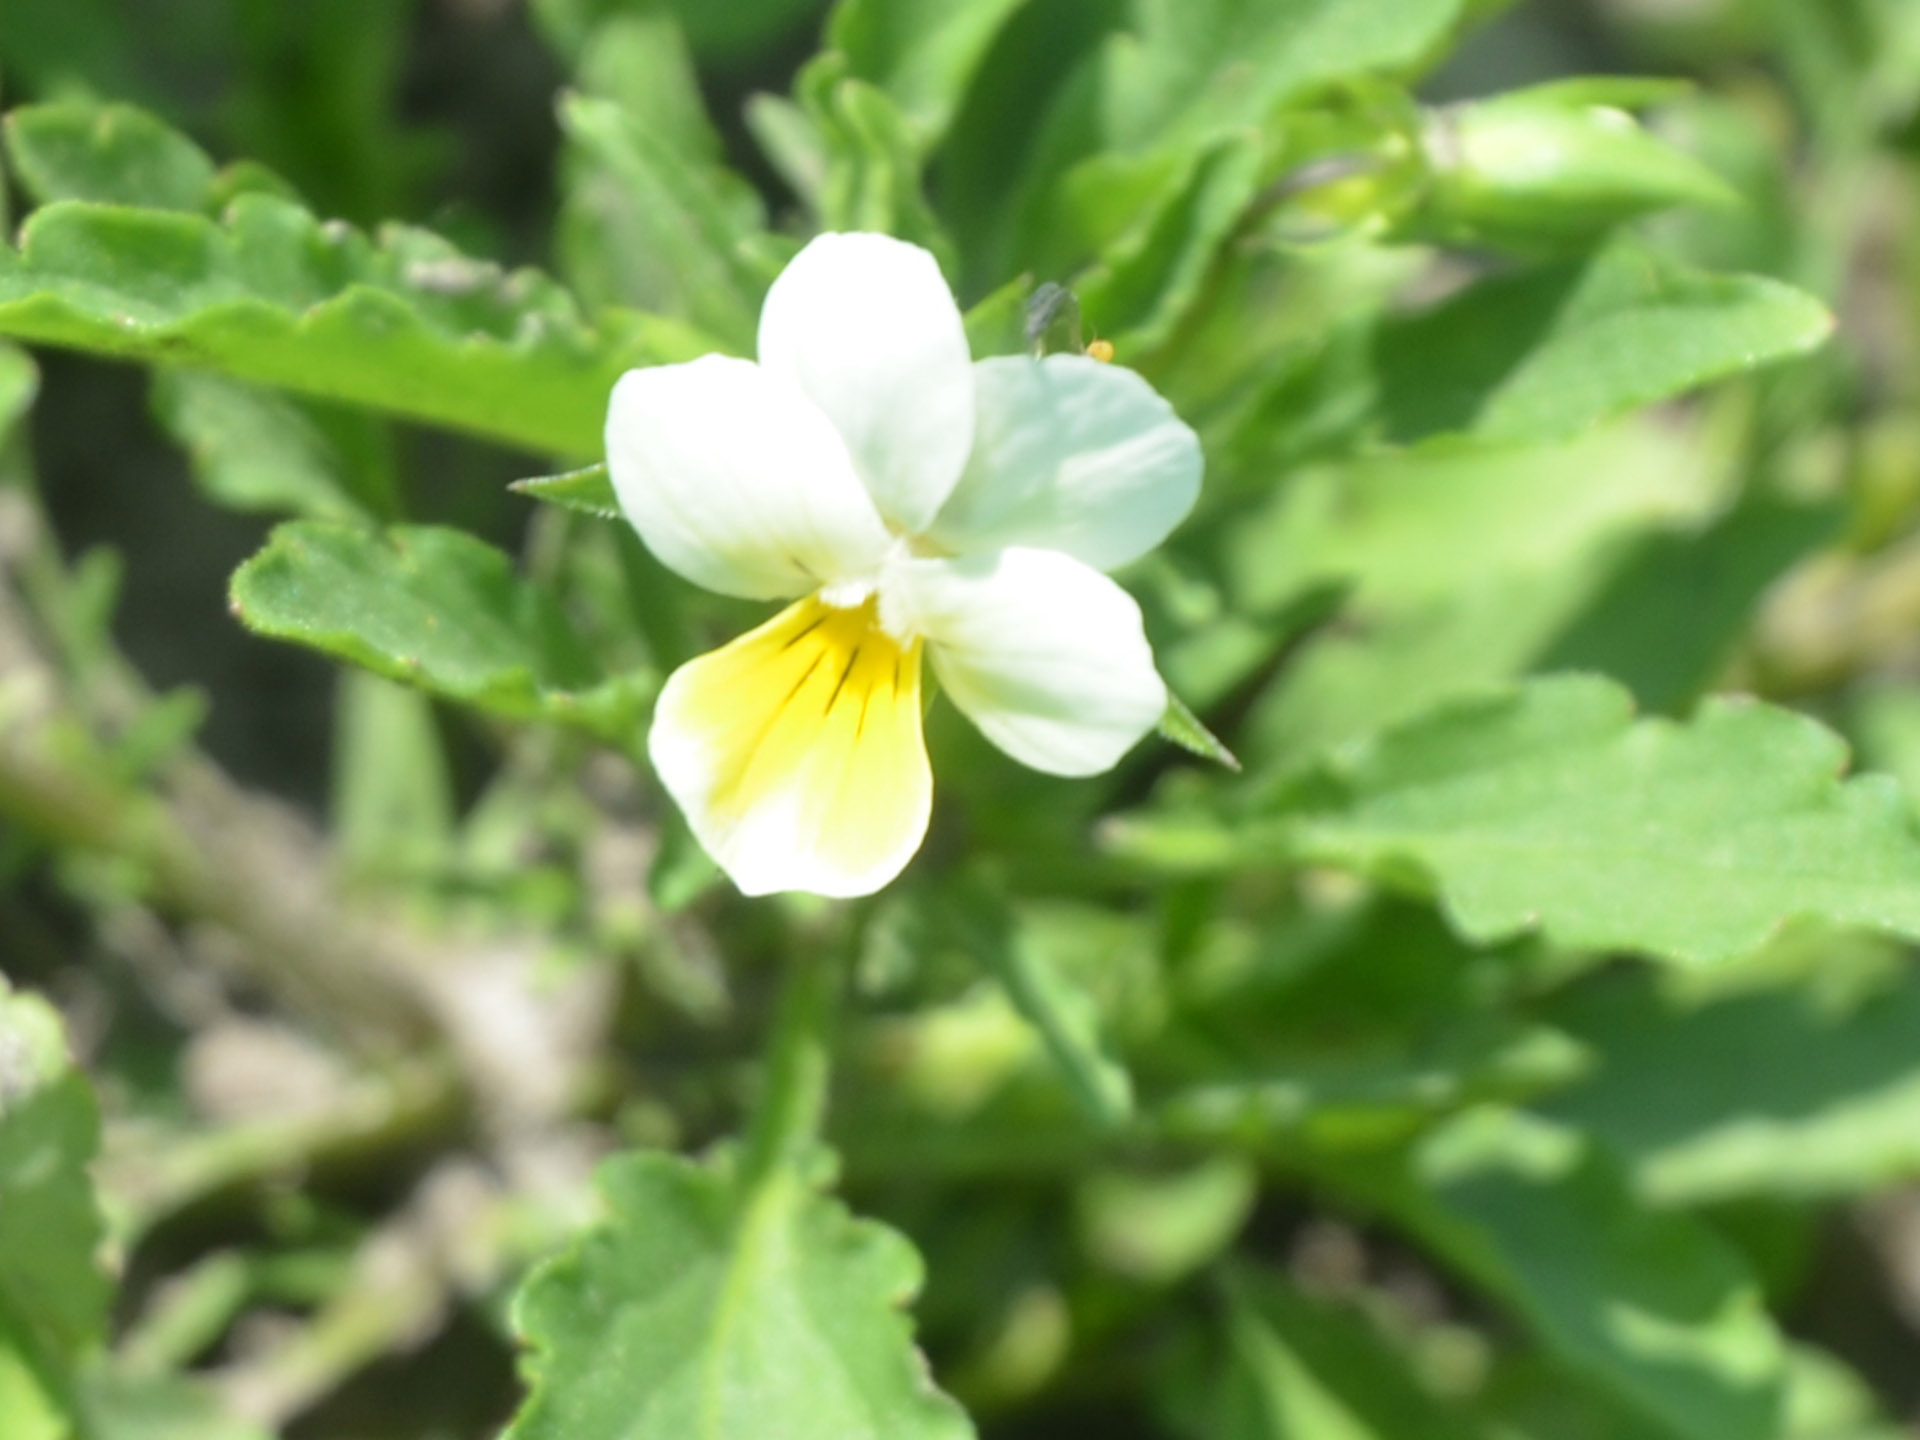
[
  {"left": 1110, "top": 674, "right": 1920, "bottom": 970},
  {"left": 0, "top": 977, "right": 109, "bottom": 1430},
  {"left": 229, "top": 522, "right": 654, "bottom": 745},
  {"left": 1164, "top": 1268, "right": 1495, "bottom": 1440},
  {"left": 829, "top": 0, "right": 1035, "bottom": 150},
  {"left": 505, "top": 1146, "right": 973, "bottom": 1440},
  {"left": 151, "top": 370, "right": 392, "bottom": 522},
  {"left": 1543, "top": 969, "right": 1920, "bottom": 1206},
  {"left": 1369, "top": 242, "right": 1833, "bottom": 446},
  {"left": 1325, "top": 1109, "right": 1785, "bottom": 1440}
]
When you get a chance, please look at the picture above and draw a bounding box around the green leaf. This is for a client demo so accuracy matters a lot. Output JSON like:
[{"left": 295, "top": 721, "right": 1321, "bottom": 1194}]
[
  {"left": 829, "top": 0, "right": 1035, "bottom": 149},
  {"left": 0, "top": 977, "right": 108, "bottom": 1427},
  {"left": 556, "top": 93, "right": 773, "bottom": 352},
  {"left": 1335, "top": 1109, "right": 1785, "bottom": 1440},
  {"left": 0, "top": 194, "right": 705, "bottom": 459},
  {"left": 505, "top": 1147, "right": 973, "bottom": 1440},
  {"left": 959, "top": 274, "right": 1032, "bottom": 360},
  {"left": 229, "top": 522, "right": 653, "bottom": 745},
  {"left": 76, "top": 1372, "right": 272, "bottom": 1440},
  {"left": 331, "top": 671, "right": 454, "bottom": 881},
  {"left": 150, "top": 370, "right": 391, "bottom": 521},
  {"left": 0, "top": 345, "right": 37, "bottom": 446},
  {"left": 800, "top": 58, "right": 956, "bottom": 268},
  {"left": 1543, "top": 969, "right": 1920, "bottom": 1204},
  {"left": 4, "top": 103, "right": 215, "bottom": 213},
  {"left": 1159, "top": 690, "right": 1241, "bottom": 770},
  {"left": 1075, "top": 1159, "right": 1256, "bottom": 1285},
  {"left": 510, "top": 464, "right": 621, "bottom": 521},
  {"left": 1116, "top": 675, "right": 1920, "bottom": 969},
  {"left": 1075, "top": 136, "right": 1267, "bottom": 353},
  {"left": 1169, "top": 1268, "right": 1493, "bottom": 1440},
  {"left": 1177, "top": 417, "right": 1723, "bottom": 756},
  {"left": 962, "top": 888, "right": 1135, "bottom": 1129},
  {"left": 1101, "top": 0, "right": 1468, "bottom": 154},
  {"left": 1283, "top": 678, "right": 1920, "bottom": 967},
  {"left": 1151, "top": 899, "right": 1587, "bottom": 1152},
  {"left": 1371, "top": 244, "right": 1832, "bottom": 447}
]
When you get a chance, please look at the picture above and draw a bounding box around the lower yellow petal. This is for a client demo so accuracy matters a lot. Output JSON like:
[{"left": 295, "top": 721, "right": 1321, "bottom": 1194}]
[{"left": 647, "top": 593, "right": 931, "bottom": 897}]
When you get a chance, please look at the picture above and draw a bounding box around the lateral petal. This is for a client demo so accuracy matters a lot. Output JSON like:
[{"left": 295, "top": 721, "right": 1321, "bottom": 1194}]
[
  {"left": 928, "top": 355, "right": 1203, "bottom": 571},
  {"left": 884, "top": 548, "right": 1167, "bottom": 777},
  {"left": 757, "top": 233, "right": 975, "bottom": 534},
  {"left": 648, "top": 595, "right": 932, "bottom": 898},
  {"left": 606, "top": 355, "right": 893, "bottom": 601}
]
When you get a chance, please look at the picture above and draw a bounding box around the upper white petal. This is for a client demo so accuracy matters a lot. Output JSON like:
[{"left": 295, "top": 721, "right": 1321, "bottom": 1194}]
[
  {"left": 927, "top": 354, "right": 1203, "bottom": 571},
  {"left": 883, "top": 547, "right": 1167, "bottom": 777},
  {"left": 605, "top": 355, "right": 893, "bottom": 601},
  {"left": 757, "top": 232, "right": 975, "bottom": 534}
]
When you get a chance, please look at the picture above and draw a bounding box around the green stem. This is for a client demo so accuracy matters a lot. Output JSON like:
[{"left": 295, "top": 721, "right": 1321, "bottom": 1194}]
[{"left": 739, "top": 942, "right": 839, "bottom": 1191}]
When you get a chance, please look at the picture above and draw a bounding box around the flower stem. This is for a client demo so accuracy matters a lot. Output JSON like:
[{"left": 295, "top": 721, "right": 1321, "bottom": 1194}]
[{"left": 740, "top": 938, "right": 840, "bottom": 1190}]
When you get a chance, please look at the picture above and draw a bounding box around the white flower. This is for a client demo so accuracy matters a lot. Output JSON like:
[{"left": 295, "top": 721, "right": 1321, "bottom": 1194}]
[{"left": 605, "top": 233, "right": 1203, "bottom": 898}]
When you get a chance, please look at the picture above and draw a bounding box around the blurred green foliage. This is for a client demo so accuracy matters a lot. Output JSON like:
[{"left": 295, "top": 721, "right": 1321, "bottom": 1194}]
[{"left": 4, "top": 2, "right": 1920, "bottom": 1439}]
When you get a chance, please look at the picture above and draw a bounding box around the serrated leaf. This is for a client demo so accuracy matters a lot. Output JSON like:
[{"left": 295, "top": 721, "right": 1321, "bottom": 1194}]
[
  {"left": 829, "top": 0, "right": 1034, "bottom": 149},
  {"left": 510, "top": 464, "right": 621, "bottom": 521},
  {"left": 1117, "top": 675, "right": 1920, "bottom": 969},
  {"left": 4, "top": 103, "right": 215, "bottom": 212},
  {"left": 0, "top": 977, "right": 108, "bottom": 1427},
  {"left": 0, "top": 194, "right": 706, "bottom": 459},
  {"left": 1159, "top": 690, "right": 1240, "bottom": 770},
  {"left": 1285, "top": 678, "right": 1920, "bottom": 967},
  {"left": 1334, "top": 1109, "right": 1785, "bottom": 1440},
  {"left": 1372, "top": 244, "right": 1833, "bottom": 446},
  {"left": 506, "top": 1147, "right": 973, "bottom": 1440},
  {"left": 229, "top": 521, "right": 653, "bottom": 744}
]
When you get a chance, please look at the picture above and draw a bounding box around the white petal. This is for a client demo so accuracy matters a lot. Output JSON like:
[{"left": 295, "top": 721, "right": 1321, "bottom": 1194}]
[
  {"left": 757, "top": 233, "right": 975, "bottom": 533},
  {"left": 648, "top": 595, "right": 932, "bottom": 898},
  {"left": 883, "top": 547, "right": 1167, "bottom": 777},
  {"left": 928, "top": 355, "right": 1203, "bottom": 570},
  {"left": 606, "top": 355, "right": 892, "bottom": 601}
]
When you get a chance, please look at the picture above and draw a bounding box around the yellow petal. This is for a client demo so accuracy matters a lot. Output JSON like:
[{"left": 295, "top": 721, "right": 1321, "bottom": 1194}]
[{"left": 647, "top": 594, "right": 931, "bottom": 897}]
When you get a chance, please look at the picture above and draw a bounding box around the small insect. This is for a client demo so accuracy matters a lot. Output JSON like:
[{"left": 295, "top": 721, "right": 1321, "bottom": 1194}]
[{"left": 1025, "top": 283, "right": 1115, "bottom": 362}]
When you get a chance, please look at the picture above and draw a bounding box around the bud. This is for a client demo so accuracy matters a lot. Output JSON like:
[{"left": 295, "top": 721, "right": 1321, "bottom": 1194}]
[
  {"left": 1410, "top": 78, "right": 1738, "bottom": 253},
  {"left": 1249, "top": 80, "right": 1428, "bottom": 246}
]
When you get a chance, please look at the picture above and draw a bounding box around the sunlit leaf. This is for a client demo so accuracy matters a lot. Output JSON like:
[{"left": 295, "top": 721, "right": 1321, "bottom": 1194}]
[
  {"left": 0, "top": 978, "right": 108, "bottom": 1433},
  {"left": 1333, "top": 1109, "right": 1785, "bottom": 1440},
  {"left": 0, "top": 194, "right": 710, "bottom": 459},
  {"left": 1113, "top": 675, "right": 1920, "bottom": 969},
  {"left": 229, "top": 522, "right": 653, "bottom": 744},
  {"left": 505, "top": 1146, "right": 973, "bottom": 1440}
]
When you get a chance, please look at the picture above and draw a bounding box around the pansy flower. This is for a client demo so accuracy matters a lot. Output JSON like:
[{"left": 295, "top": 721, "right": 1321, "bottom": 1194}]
[{"left": 606, "top": 233, "right": 1202, "bottom": 897}]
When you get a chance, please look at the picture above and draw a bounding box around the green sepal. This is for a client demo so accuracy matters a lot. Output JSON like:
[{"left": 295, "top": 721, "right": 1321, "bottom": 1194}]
[
  {"left": 1159, "top": 690, "right": 1241, "bottom": 771},
  {"left": 510, "top": 464, "right": 622, "bottom": 521}
]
